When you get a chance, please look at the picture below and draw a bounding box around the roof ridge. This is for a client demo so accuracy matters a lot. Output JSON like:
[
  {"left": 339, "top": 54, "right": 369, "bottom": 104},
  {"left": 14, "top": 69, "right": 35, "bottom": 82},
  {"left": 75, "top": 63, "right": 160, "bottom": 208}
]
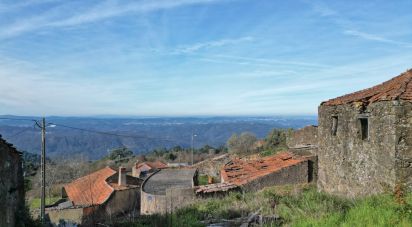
[
  {"left": 323, "top": 69, "right": 412, "bottom": 105},
  {"left": 397, "top": 71, "right": 412, "bottom": 100}
]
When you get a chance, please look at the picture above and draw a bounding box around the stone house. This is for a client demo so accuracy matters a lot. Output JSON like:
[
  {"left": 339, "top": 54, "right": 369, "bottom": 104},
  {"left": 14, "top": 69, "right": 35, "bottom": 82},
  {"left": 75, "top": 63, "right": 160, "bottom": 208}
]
[
  {"left": 317, "top": 69, "right": 412, "bottom": 197},
  {"left": 47, "top": 166, "right": 142, "bottom": 226},
  {"left": 132, "top": 161, "right": 167, "bottom": 178},
  {"left": 220, "top": 152, "right": 312, "bottom": 192},
  {"left": 0, "top": 135, "right": 25, "bottom": 227}
]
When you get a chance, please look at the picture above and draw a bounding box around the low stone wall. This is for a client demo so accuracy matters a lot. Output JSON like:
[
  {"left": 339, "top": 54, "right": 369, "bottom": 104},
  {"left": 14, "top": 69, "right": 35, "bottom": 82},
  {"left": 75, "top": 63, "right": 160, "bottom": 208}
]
[
  {"left": 241, "top": 160, "right": 309, "bottom": 192},
  {"left": 287, "top": 125, "right": 318, "bottom": 148},
  {"left": 47, "top": 207, "right": 84, "bottom": 226}
]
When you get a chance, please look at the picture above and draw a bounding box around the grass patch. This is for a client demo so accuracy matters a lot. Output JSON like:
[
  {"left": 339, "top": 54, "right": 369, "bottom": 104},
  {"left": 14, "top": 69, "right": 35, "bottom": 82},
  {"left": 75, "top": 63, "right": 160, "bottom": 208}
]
[
  {"left": 29, "top": 197, "right": 61, "bottom": 209},
  {"left": 198, "top": 175, "right": 209, "bottom": 186},
  {"left": 295, "top": 193, "right": 412, "bottom": 227},
  {"left": 119, "top": 184, "right": 412, "bottom": 226}
]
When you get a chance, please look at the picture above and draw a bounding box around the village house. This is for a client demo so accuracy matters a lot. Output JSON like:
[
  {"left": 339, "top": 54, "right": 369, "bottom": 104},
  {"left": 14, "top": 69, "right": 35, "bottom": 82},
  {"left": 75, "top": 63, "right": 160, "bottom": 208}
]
[
  {"left": 47, "top": 166, "right": 142, "bottom": 226},
  {"left": 317, "top": 69, "right": 412, "bottom": 197},
  {"left": 132, "top": 160, "right": 167, "bottom": 178},
  {"left": 0, "top": 135, "right": 25, "bottom": 227}
]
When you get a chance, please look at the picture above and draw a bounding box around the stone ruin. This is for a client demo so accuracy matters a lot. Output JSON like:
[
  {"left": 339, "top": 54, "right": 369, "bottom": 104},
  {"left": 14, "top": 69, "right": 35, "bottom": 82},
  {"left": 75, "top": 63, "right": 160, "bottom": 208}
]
[{"left": 289, "top": 69, "right": 412, "bottom": 197}]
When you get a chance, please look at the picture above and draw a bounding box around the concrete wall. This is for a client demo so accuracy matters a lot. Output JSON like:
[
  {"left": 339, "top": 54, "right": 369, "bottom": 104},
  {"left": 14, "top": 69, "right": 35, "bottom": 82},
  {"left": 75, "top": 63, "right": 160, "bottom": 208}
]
[
  {"left": 241, "top": 161, "right": 309, "bottom": 192},
  {"left": 0, "top": 138, "right": 24, "bottom": 227},
  {"left": 394, "top": 101, "right": 412, "bottom": 191},
  {"left": 318, "top": 101, "right": 400, "bottom": 197},
  {"left": 165, "top": 187, "right": 196, "bottom": 213},
  {"left": 140, "top": 190, "right": 166, "bottom": 215},
  {"left": 140, "top": 187, "right": 196, "bottom": 215}
]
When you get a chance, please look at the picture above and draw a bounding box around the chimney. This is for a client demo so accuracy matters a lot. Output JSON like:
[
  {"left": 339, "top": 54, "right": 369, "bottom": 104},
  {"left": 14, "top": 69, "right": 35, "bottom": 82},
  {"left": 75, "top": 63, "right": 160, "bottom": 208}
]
[
  {"left": 118, "top": 167, "right": 127, "bottom": 186},
  {"left": 132, "top": 161, "right": 139, "bottom": 177}
]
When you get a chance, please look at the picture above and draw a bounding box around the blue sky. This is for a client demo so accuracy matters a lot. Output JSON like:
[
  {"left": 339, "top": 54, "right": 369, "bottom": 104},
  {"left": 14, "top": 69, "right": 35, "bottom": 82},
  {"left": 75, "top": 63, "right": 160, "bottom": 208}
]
[{"left": 0, "top": 0, "right": 411, "bottom": 116}]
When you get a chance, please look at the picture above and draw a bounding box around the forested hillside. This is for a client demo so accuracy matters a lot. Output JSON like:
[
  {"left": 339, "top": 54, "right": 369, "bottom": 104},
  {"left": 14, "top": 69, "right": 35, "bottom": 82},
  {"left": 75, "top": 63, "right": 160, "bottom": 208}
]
[{"left": 0, "top": 116, "right": 316, "bottom": 159}]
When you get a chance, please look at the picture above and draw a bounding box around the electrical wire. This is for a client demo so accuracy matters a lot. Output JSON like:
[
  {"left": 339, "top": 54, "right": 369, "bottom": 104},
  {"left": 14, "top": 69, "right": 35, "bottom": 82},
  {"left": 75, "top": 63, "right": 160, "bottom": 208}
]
[
  {"left": 0, "top": 117, "right": 38, "bottom": 122},
  {"left": 49, "top": 122, "right": 178, "bottom": 143},
  {"left": 7, "top": 125, "right": 35, "bottom": 138},
  {"left": 0, "top": 117, "right": 182, "bottom": 145}
]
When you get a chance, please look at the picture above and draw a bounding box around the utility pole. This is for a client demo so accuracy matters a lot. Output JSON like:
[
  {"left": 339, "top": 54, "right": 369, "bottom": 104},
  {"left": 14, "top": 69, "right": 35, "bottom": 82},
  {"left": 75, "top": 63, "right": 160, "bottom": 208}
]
[
  {"left": 40, "top": 118, "right": 46, "bottom": 225},
  {"left": 191, "top": 133, "right": 196, "bottom": 166}
]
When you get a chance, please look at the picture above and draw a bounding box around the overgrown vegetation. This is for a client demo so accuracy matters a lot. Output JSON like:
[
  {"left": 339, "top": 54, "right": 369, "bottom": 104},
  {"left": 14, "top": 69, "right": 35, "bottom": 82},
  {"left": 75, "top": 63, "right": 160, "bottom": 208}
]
[
  {"left": 227, "top": 132, "right": 258, "bottom": 155},
  {"left": 29, "top": 197, "right": 61, "bottom": 209},
  {"left": 226, "top": 128, "right": 293, "bottom": 157},
  {"left": 119, "top": 184, "right": 412, "bottom": 226},
  {"left": 260, "top": 128, "right": 293, "bottom": 156},
  {"left": 145, "top": 145, "right": 227, "bottom": 164}
]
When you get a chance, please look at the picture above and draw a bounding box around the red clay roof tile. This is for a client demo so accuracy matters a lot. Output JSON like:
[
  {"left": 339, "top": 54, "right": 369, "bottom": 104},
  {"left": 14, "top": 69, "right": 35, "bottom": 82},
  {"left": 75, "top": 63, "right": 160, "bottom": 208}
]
[
  {"left": 64, "top": 167, "right": 116, "bottom": 206},
  {"left": 323, "top": 69, "right": 412, "bottom": 106},
  {"left": 221, "top": 152, "right": 307, "bottom": 186}
]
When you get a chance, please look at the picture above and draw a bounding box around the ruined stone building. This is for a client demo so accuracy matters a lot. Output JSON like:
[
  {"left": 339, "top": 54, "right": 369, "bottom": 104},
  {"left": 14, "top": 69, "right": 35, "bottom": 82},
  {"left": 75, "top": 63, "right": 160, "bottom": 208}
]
[
  {"left": 317, "top": 69, "right": 412, "bottom": 197},
  {"left": 0, "top": 135, "right": 24, "bottom": 227},
  {"left": 47, "top": 166, "right": 142, "bottom": 225},
  {"left": 220, "top": 152, "right": 311, "bottom": 192}
]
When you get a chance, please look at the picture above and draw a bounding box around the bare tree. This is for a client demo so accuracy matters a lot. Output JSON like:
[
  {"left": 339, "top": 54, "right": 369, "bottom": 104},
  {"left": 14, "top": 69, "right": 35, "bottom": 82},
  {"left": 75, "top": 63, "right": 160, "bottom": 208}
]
[{"left": 227, "top": 132, "right": 257, "bottom": 155}]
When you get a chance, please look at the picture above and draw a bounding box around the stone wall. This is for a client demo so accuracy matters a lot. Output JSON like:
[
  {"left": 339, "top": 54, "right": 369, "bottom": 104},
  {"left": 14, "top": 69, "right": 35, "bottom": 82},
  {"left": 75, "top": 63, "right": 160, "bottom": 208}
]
[
  {"left": 287, "top": 125, "right": 318, "bottom": 148},
  {"left": 394, "top": 101, "right": 412, "bottom": 190},
  {"left": 0, "top": 137, "right": 24, "bottom": 227},
  {"left": 104, "top": 188, "right": 140, "bottom": 217},
  {"left": 47, "top": 207, "right": 84, "bottom": 226},
  {"left": 241, "top": 161, "right": 309, "bottom": 192},
  {"left": 318, "top": 101, "right": 400, "bottom": 197},
  {"left": 193, "top": 154, "right": 230, "bottom": 177}
]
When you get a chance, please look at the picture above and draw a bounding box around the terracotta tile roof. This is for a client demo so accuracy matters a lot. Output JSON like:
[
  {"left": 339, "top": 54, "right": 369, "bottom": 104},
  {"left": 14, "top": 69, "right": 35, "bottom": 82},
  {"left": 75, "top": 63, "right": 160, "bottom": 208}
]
[
  {"left": 221, "top": 152, "right": 307, "bottom": 186},
  {"left": 64, "top": 167, "right": 116, "bottom": 206},
  {"left": 137, "top": 161, "right": 167, "bottom": 170},
  {"left": 323, "top": 69, "right": 412, "bottom": 106}
]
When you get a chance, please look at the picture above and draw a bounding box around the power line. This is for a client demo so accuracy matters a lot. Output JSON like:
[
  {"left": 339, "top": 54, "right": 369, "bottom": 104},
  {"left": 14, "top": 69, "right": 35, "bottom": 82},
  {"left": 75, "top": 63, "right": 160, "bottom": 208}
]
[
  {"left": 49, "top": 123, "right": 178, "bottom": 143},
  {"left": 0, "top": 117, "right": 38, "bottom": 122},
  {"left": 7, "top": 124, "right": 36, "bottom": 138},
  {"left": 0, "top": 117, "right": 183, "bottom": 145}
]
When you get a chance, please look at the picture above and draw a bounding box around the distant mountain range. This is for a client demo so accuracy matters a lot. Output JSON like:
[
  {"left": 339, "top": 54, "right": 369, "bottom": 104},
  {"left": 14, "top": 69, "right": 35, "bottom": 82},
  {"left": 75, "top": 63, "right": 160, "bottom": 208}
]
[{"left": 0, "top": 115, "right": 317, "bottom": 160}]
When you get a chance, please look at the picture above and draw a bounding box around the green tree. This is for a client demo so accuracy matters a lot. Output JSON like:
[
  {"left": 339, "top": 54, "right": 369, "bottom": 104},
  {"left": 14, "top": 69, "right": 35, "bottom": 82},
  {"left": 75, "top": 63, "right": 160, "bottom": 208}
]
[
  {"left": 262, "top": 128, "right": 293, "bottom": 155},
  {"left": 108, "top": 147, "right": 133, "bottom": 160},
  {"left": 164, "top": 152, "right": 177, "bottom": 161}
]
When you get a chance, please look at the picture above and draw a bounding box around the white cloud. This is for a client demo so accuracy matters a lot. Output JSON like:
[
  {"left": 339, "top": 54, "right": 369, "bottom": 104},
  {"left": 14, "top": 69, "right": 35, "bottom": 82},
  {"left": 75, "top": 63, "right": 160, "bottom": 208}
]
[
  {"left": 0, "top": 0, "right": 231, "bottom": 39},
  {"left": 172, "top": 37, "right": 254, "bottom": 54},
  {"left": 344, "top": 29, "right": 412, "bottom": 48}
]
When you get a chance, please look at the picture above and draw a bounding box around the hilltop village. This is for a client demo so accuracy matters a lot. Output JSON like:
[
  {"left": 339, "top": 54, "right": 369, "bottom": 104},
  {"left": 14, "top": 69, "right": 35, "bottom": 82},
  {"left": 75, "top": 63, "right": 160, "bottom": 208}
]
[{"left": 0, "top": 69, "right": 411, "bottom": 226}]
